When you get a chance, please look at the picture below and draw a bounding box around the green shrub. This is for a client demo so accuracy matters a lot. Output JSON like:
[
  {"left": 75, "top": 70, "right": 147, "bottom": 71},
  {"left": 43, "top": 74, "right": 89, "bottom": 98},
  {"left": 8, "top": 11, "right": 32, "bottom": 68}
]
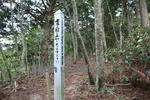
[
  {"left": 123, "top": 27, "right": 150, "bottom": 66},
  {"left": 105, "top": 48, "right": 120, "bottom": 61}
]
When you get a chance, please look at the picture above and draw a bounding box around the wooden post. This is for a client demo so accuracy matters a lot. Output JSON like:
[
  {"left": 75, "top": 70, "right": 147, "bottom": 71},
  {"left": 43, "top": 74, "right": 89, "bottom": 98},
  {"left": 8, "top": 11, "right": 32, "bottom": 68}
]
[
  {"left": 46, "top": 72, "right": 51, "bottom": 100},
  {"left": 54, "top": 10, "right": 65, "bottom": 100}
]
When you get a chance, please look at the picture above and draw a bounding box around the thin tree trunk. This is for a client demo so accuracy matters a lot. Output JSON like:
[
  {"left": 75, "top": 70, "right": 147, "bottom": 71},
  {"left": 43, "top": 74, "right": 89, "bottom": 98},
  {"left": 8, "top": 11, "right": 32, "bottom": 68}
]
[
  {"left": 25, "top": 46, "right": 28, "bottom": 72},
  {"left": 72, "top": 0, "right": 95, "bottom": 85},
  {"left": 20, "top": 0, "right": 26, "bottom": 71},
  {"left": 71, "top": 20, "right": 78, "bottom": 62},
  {"left": 21, "top": 30, "right": 26, "bottom": 69},
  {"left": 38, "top": 38, "right": 41, "bottom": 68},
  {"left": 10, "top": 0, "right": 19, "bottom": 74},
  {"left": 85, "top": 21, "right": 95, "bottom": 54},
  {"left": 41, "top": 0, "right": 56, "bottom": 67},
  {"left": 102, "top": 8, "right": 107, "bottom": 51},
  {"left": 123, "top": 0, "right": 132, "bottom": 33},
  {"left": 94, "top": 0, "right": 105, "bottom": 91},
  {"left": 106, "top": 0, "right": 118, "bottom": 42},
  {"left": 0, "top": 44, "right": 12, "bottom": 83},
  {"left": 75, "top": 35, "right": 78, "bottom": 58},
  {"left": 135, "top": 0, "right": 141, "bottom": 27},
  {"left": 46, "top": 72, "right": 51, "bottom": 100},
  {"left": 0, "top": 61, "right": 4, "bottom": 82},
  {"left": 120, "top": 14, "right": 124, "bottom": 50},
  {"left": 10, "top": 0, "right": 18, "bottom": 55},
  {"left": 41, "top": 23, "right": 51, "bottom": 67},
  {"left": 62, "top": 0, "right": 77, "bottom": 62},
  {"left": 139, "top": 0, "right": 149, "bottom": 27}
]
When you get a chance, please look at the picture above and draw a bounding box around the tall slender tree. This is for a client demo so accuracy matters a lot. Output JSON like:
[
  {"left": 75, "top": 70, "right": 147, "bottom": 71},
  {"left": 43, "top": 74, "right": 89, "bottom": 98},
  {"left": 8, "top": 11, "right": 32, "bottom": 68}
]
[
  {"left": 106, "top": 0, "right": 118, "bottom": 42},
  {"left": 61, "top": 0, "right": 78, "bottom": 62},
  {"left": 23, "top": 0, "right": 56, "bottom": 67},
  {"left": 123, "top": 0, "right": 132, "bottom": 33},
  {"left": 71, "top": 0, "right": 95, "bottom": 85},
  {"left": 19, "top": 0, "right": 27, "bottom": 70},
  {"left": 135, "top": 0, "right": 141, "bottom": 27},
  {"left": 139, "top": 0, "right": 149, "bottom": 27},
  {"left": 94, "top": 0, "right": 105, "bottom": 91},
  {"left": 0, "top": 44, "right": 12, "bottom": 83}
]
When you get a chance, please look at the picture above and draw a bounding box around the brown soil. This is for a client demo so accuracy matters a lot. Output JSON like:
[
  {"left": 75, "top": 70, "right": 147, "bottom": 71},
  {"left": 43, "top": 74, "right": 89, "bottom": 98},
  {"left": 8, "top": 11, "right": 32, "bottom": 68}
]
[{"left": 0, "top": 57, "right": 150, "bottom": 100}]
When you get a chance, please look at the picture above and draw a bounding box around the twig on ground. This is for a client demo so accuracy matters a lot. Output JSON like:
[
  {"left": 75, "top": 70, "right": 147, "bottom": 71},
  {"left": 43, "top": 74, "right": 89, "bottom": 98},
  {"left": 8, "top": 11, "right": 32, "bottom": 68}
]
[
  {"left": 125, "top": 66, "right": 150, "bottom": 83},
  {"left": 105, "top": 83, "right": 131, "bottom": 87}
]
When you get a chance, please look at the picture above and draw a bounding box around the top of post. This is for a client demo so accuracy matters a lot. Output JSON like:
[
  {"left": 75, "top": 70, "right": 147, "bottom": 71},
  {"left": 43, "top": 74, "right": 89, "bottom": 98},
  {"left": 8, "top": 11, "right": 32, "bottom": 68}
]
[{"left": 55, "top": 10, "right": 64, "bottom": 15}]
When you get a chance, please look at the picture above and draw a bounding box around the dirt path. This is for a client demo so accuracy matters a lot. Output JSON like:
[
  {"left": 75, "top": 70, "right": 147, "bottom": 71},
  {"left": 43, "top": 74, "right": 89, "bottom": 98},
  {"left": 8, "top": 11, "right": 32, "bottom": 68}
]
[
  {"left": 1, "top": 72, "right": 150, "bottom": 100},
  {"left": 1, "top": 57, "right": 150, "bottom": 100}
]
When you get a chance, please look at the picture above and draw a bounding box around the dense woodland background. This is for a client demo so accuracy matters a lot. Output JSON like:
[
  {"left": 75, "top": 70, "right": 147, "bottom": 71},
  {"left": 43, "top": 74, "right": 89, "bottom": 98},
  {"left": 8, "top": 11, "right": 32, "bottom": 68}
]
[{"left": 0, "top": 0, "right": 150, "bottom": 99}]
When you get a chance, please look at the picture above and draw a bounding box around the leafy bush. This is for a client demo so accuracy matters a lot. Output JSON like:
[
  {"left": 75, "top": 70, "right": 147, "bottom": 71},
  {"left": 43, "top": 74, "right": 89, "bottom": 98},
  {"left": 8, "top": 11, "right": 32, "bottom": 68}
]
[
  {"left": 105, "top": 48, "right": 120, "bottom": 61},
  {"left": 123, "top": 27, "right": 150, "bottom": 66}
]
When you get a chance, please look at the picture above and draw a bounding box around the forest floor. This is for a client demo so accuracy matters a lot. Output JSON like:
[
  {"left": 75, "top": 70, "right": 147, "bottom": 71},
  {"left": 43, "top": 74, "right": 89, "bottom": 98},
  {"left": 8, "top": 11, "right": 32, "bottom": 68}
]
[{"left": 0, "top": 57, "right": 150, "bottom": 100}]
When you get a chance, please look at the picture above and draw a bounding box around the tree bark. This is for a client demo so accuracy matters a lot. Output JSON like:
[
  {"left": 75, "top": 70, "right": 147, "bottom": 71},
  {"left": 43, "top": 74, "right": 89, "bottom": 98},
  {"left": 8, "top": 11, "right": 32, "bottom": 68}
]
[
  {"left": 41, "top": 0, "right": 55, "bottom": 67},
  {"left": 62, "top": 0, "right": 78, "bottom": 62},
  {"left": 102, "top": 8, "right": 107, "bottom": 51},
  {"left": 10, "top": 0, "right": 18, "bottom": 58},
  {"left": 139, "top": 0, "right": 149, "bottom": 27},
  {"left": 135, "top": 0, "right": 141, "bottom": 27},
  {"left": 94, "top": 0, "right": 105, "bottom": 91},
  {"left": 19, "top": 0, "right": 27, "bottom": 71},
  {"left": 41, "top": 22, "right": 51, "bottom": 67},
  {"left": 38, "top": 38, "right": 41, "bottom": 68},
  {"left": 123, "top": 0, "right": 132, "bottom": 33},
  {"left": 106, "top": 0, "right": 118, "bottom": 42},
  {"left": 0, "top": 60, "right": 4, "bottom": 82},
  {"left": 11, "top": 0, "right": 19, "bottom": 73},
  {"left": 45, "top": 72, "right": 51, "bottom": 100},
  {"left": 120, "top": 12, "right": 124, "bottom": 51},
  {"left": 0, "top": 44, "right": 12, "bottom": 83},
  {"left": 72, "top": 0, "right": 95, "bottom": 85},
  {"left": 25, "top": 0, "right": 56, "bottom": 67}
]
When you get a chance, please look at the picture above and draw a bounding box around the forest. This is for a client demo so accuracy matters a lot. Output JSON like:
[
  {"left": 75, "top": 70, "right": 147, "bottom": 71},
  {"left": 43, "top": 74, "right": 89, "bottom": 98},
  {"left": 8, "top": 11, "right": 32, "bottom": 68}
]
[{"left": 0, "top": 0, "right": 150, "bottom": 100}]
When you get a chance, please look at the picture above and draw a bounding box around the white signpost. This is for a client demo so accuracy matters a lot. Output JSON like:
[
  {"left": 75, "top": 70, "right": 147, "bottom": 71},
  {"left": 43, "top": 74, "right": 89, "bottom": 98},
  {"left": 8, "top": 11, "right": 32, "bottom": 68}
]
[{"left": 54, "top": 10, "right": 65, "bottom": 100}]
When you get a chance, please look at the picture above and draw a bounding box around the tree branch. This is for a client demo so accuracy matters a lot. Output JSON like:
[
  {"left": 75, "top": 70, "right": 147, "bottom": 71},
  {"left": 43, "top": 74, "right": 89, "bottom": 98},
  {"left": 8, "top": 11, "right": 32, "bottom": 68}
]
[
  {"left": 46, "top": 0, "right": 50, "bottom": 6},
  {"left": 47, "top": 0, "right": 56, "bottom": 16},
  {"left": 125, "top": 66, "right": 150, "bottom": 83},
  {"left": 42, "top": 0, "right": 47, "bottom": 10},
  {"left": 27, "top": 12, "right": 44, "bottom": 26}
]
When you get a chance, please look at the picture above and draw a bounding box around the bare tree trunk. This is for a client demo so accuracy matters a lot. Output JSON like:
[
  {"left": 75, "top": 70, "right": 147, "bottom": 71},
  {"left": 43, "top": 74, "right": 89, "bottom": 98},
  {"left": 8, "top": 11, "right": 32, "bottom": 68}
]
[
  {"left": 123, "top": 0, "right": 132, "bottom": 33},
  {"left": 0, "top": 44, "right": 12, "bottom": 83},
  {"left": 0, "top": 61, "right": 4, "bottom": 82},
  {"left": 10, "top": 0, "right": 19, "bottom": 73},
  {"left": 10, "top": 0, "right": 18, "bottom": 55},
  {"left": 94, "top": 0, "right": 105, "bottom": 91},
  {"left": 45, "top": 72, "right": 51, "bottom": 100},
  {"left": 75, "top": 35, "right": 78, "bottom": 59},
  {"left": 85, "top": 22, "right": 95, "bottom": 54},
  {"left": 19, "top": 0, "right": 27, "bottom": 71},
  {"left": 71, "top": 20, "right": 78, "bottom": 62},
  {"left": 21, "top": 30, "right": 26, "bottom": 69},
  {"left": 135, "top": 0, "right": 141, "bottom": 27},
  {"left": 41, "top": 23, "right": 51, "bottom": 67},
  {"left": 25, "top": 46, "right": 28, "bottom": 72},
  {"left": 106, "top": 1, "right": 118, "bottom": 42},
  {"left": 72, "top": 0, "right": 95, "bottom": 85},
  {"left": 38, "top": 38, "right": 41, "bottom": 68},
  {"left": 102, "top": 8, "right": 107, "bottom": 51},
  {"left": 139, "top": 0, "right": 149, "bottom": 27},
  {"left": 41, "top": 0, "right": 55, "bottom": 67},
  {"left": 120, "top": 13, "right": 124, "bottom": 50},
  {"left": 61, "top": 0, "right": 77, "bottom": 62}
]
